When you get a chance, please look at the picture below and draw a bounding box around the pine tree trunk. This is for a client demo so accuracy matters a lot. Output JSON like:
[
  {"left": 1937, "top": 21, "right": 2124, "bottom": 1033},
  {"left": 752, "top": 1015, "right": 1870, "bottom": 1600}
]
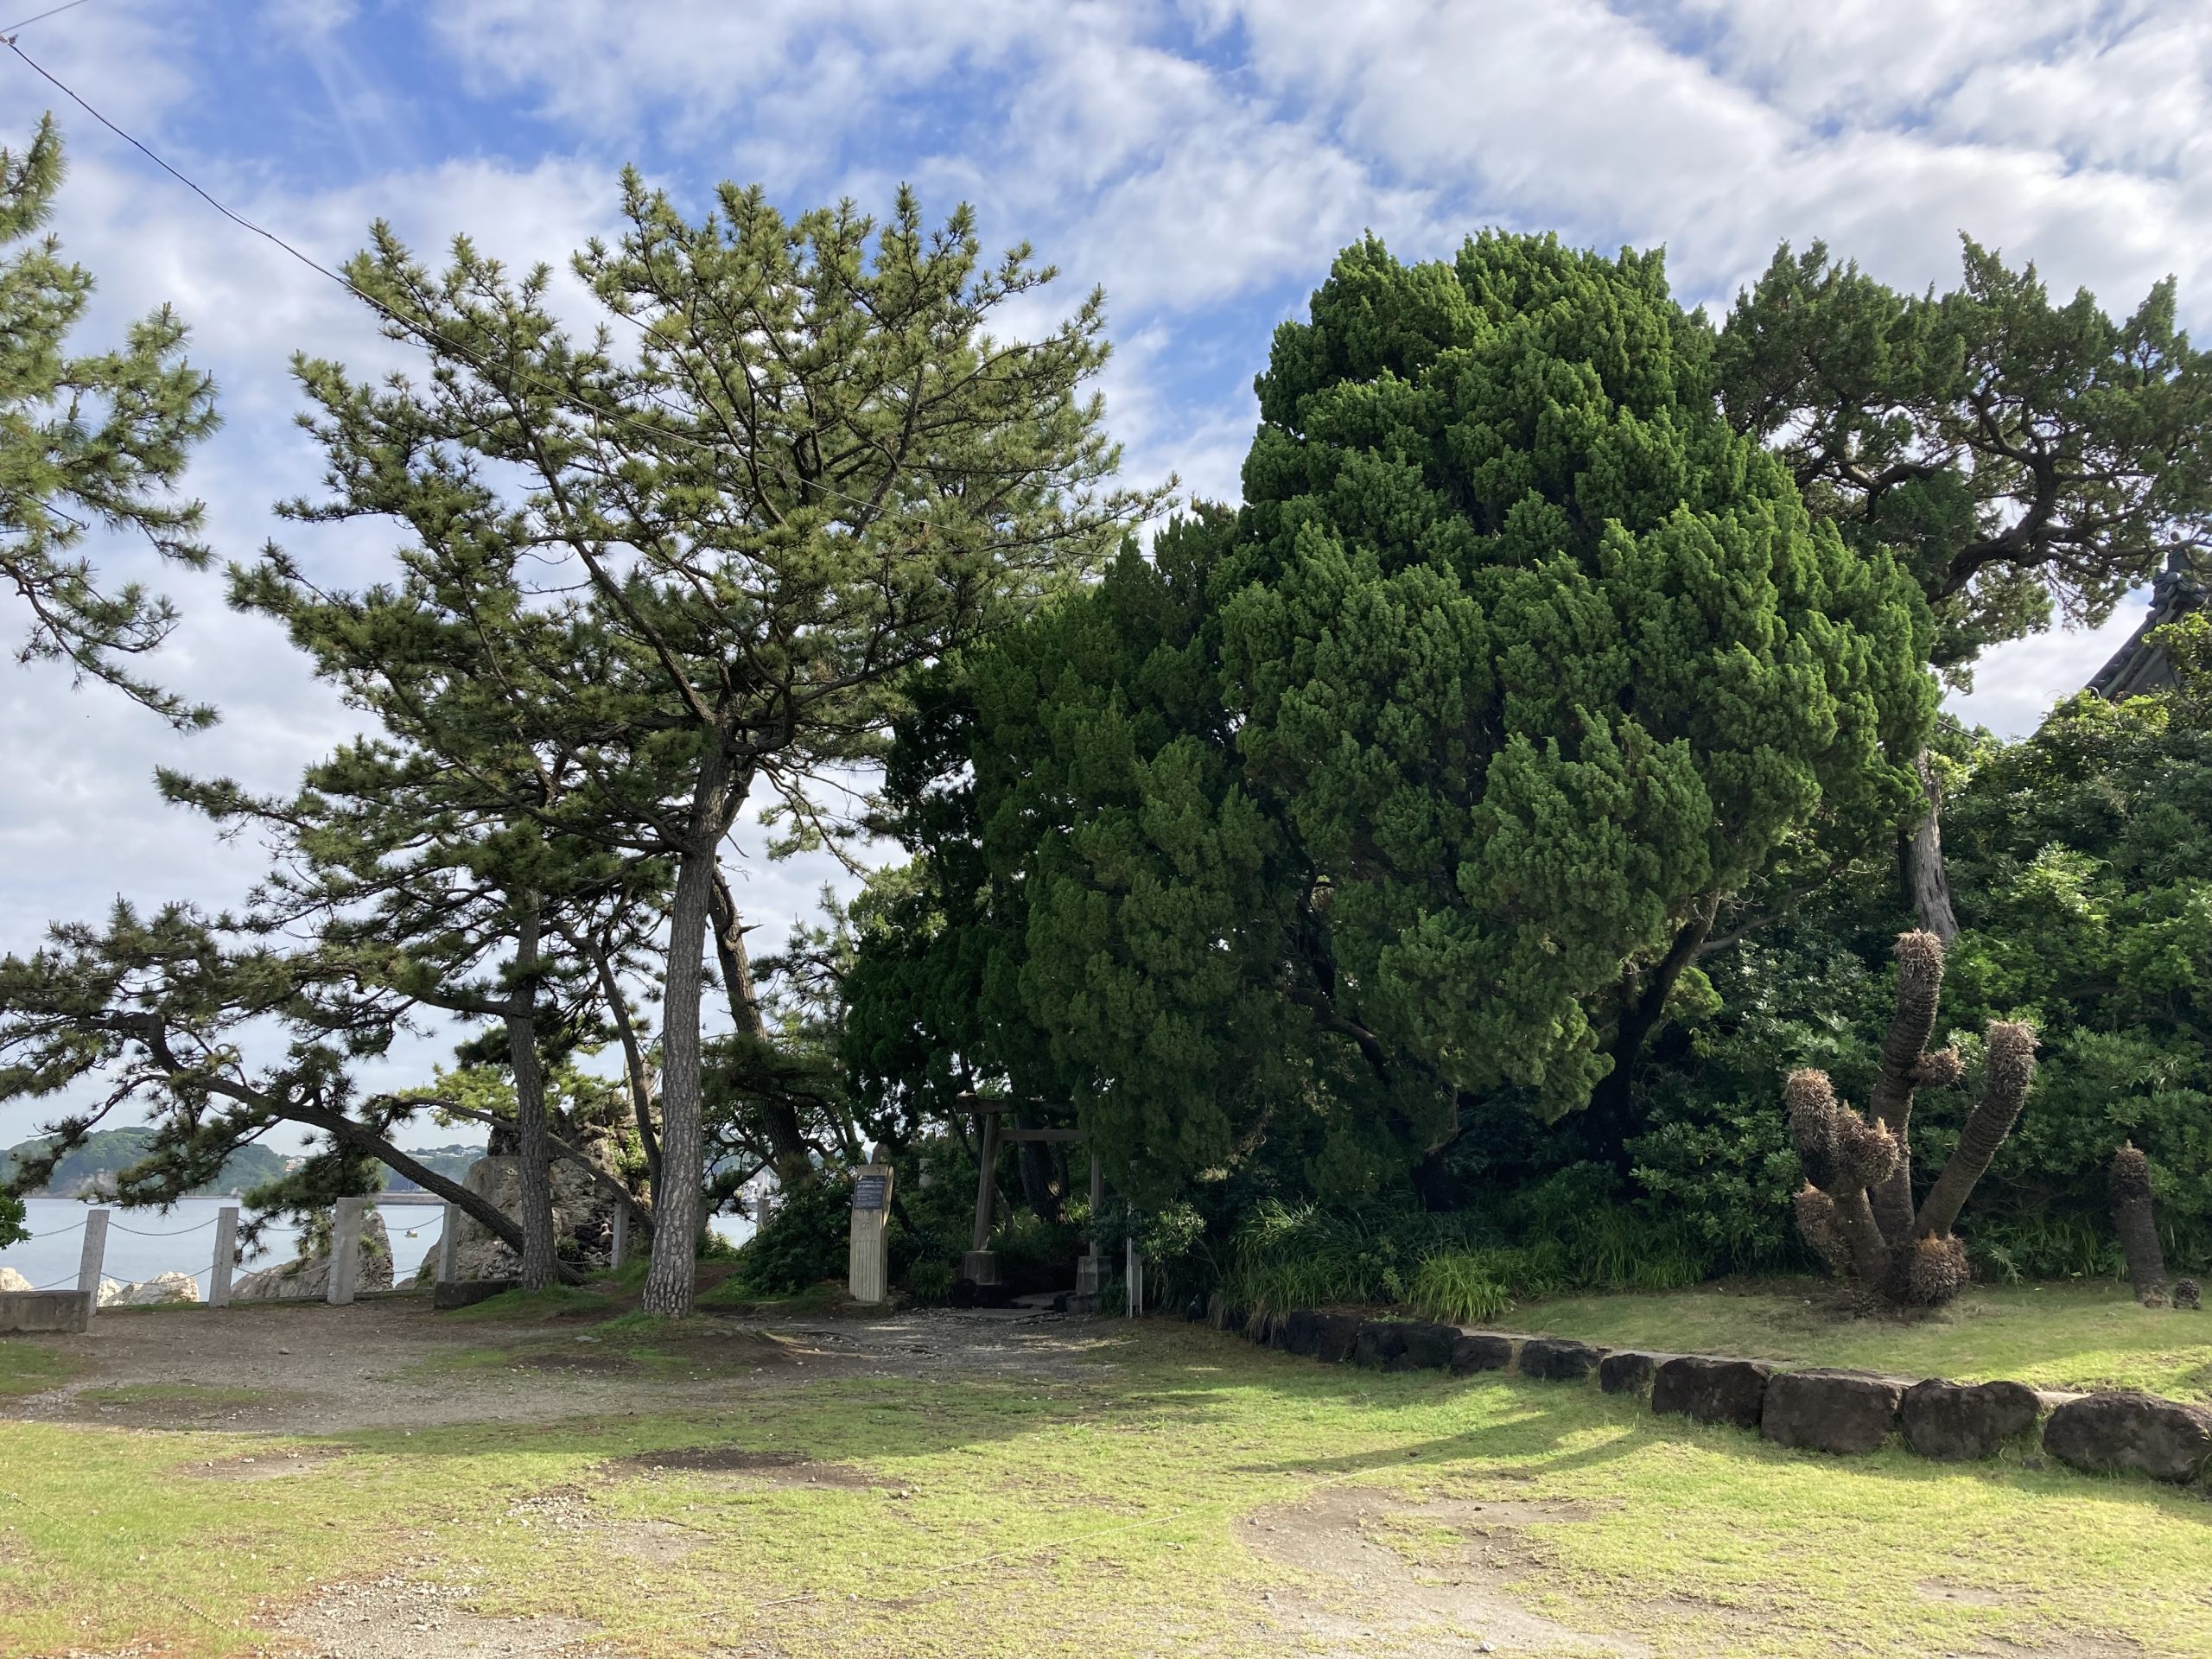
[
  {"left": 507, "top": 896, "right": 558, "bottom": 1292},
  {"left": 642, "top": 750, "right": 735, "bottom": 1319},
  {"left": 1585, "top": 899, "right": 1718, "bottom": 1142}
]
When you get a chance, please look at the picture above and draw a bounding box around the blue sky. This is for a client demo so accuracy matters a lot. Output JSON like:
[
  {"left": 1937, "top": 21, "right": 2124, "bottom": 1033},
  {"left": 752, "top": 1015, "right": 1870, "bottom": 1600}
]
[{"left": 3, "top": 0, "right": 2205, "bottom": 1147}]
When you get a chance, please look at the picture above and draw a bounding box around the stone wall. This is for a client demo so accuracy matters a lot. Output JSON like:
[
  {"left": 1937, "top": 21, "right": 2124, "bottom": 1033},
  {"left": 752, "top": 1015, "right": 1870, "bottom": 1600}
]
[{"left": 1213, "top": 1302, "right": 2212, "bottom": 1491}]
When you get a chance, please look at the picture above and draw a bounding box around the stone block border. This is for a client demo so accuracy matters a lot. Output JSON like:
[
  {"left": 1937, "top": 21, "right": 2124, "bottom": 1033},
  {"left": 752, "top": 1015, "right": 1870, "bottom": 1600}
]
[{"left": 1206, "top": 1306, "right": 2212, "bottom": 1491}]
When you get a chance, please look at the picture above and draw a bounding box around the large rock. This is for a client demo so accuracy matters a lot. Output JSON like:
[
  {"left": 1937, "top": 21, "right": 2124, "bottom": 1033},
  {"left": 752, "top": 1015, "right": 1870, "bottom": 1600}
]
[
  {"left": 1760, "top": 1370, "right": 1904, "bottom": 1455},
  {"left": 1353, "top": 1320, "right": 1408, "bottom": 1369},
  {"left": 1652, "top": 1356, "right": 1774, "bottom": 1430},
  {"left": 0, "top": 1267, "right": 32, "bottom": 1294},
  {"left": 2044, "top": 1391, "right": 2212, "bottom": 1484},
  {"left": 1280, "top": 1309, "right": 1322, "bottom": 1357},
  {"left": 411, "top": 1139, "right": 624, "bottom": 1287},
  {"left": 98, "top": 1271, "right": 201, "bottom": 1307},
  {"left": 237, "top": 1209, "right": 392, "bottom": 1302},
  {"left": 1451, "top": 1333, "right": 1515, "bottom": 1375},
  {"left": 1389, "top": 1322, "right": 1459, "bottom": 1373},
  {"left": 1898, "top": 1379, "right": 2042, "bottom": 1462},
  {"left": 1313, "top": 1313, "right": 1362, "bottom": 1364},
  {"left": 1520, "top": 1338, "right": 1605, "bottom": 1382},
  {"left": 1599, "top": 1351, "right": 1668, "bottom": 1397}
]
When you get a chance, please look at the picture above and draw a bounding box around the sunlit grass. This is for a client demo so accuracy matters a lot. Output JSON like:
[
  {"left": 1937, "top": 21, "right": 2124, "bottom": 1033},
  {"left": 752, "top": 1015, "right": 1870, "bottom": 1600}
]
[
  {"left": 1517, "top": 1281, "right": 2212, "bottom": 1399},
  {"left": 3, "top": 1321, "right": 2209, "bottom": 1657}
]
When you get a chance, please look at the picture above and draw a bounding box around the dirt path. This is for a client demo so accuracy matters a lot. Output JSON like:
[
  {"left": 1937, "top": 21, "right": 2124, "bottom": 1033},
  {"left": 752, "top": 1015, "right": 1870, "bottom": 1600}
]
[{"left": 6, "top": 1297, "right": 1126, "bottom": 1433}]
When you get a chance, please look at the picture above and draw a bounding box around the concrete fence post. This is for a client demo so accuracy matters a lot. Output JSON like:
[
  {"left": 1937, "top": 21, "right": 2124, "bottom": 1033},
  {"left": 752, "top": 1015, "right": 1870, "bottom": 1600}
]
[
  {"left": 328, "top": 1197, "right": 366, "bottom": 1306},
  {"left": 76, "top": 1208, "right": 110, "bottom": 1328},
  {"left": 609, "top": 1205, "right": 628, "bottom": 1274},
  {"left": 436, "top": 1201, "right": 458, "bottom": 1286},
  {"left": 1124, "top": 1234, "right": 1144, "bottom": 1319},
  {"left": 208, "top": 1205, "right": 238, "bottom": 1308}
]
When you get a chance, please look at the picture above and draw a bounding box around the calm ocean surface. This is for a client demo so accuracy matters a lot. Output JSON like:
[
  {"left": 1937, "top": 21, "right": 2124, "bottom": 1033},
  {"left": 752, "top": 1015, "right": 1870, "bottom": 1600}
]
[{"left": 2, "top": 1196, "right": 754, "bottom": 1293}]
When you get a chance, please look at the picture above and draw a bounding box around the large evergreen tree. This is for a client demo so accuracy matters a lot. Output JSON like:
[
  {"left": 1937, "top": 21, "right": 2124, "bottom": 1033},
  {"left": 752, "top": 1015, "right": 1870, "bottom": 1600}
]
[
  {"left": 0, "top": 117, "right": 219, "bottom": 727},
  {"left": 877, "top": 233, "right": 1932, "bottom": 1205}
]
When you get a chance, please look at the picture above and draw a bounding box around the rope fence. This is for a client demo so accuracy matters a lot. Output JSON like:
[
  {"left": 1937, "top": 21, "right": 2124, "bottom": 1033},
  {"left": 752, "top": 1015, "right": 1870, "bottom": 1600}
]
[{"left": 106, "top": 1217, "right": 218, "bottom": 1238}]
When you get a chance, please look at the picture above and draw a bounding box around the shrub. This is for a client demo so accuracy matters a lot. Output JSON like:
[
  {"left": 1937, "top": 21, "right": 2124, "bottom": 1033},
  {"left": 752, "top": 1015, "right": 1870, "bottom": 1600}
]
[{"left": 726, "top": 1174, "right": 853, "bottom": 1296}]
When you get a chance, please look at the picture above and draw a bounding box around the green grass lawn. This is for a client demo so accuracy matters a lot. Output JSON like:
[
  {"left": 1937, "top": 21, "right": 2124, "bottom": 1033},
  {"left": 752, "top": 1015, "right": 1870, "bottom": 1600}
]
[
  {"left": 1516, "top": 1281, "right": 2212, "bottom": 1399},
  {"left": 3, "top": 1320, "right": 2209, "bottom": 1658},
  {"left": 0, "top": 1338, "right": 81, "bottom": 1400}
]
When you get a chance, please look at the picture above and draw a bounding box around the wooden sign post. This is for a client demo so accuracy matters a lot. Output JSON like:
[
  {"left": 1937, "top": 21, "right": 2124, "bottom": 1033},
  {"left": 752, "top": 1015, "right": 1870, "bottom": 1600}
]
[{"left": 848, "top": 1165, "right": 894, "bottom": 1305}]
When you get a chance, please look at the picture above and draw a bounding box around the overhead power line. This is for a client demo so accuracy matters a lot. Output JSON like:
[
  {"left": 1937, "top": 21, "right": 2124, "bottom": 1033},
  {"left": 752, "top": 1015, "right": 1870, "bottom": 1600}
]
[
  {"left": 0, "top": 36, "right": 1007, "bottom": 524},
  {"left": 0, "top": 0, "right": 98, "bottom": 37}
]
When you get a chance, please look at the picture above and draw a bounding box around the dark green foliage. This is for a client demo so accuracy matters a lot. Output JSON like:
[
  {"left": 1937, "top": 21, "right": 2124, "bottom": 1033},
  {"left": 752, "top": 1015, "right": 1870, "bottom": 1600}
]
[
  {"left": 1220, "top": 1175, "right": 1714, "bottom": 1323},
  {"left": 725, "top": 1175, "right": 855, "bottom": 1297},
  {"left": 1717, "top": 238, "right": 2212, "bottom": 677},
  {"left": 896, "top": 231, "right": 1931, "bottom": 1212},
  {"left": 0, "top": 1191, "right": 22, "bottom": 1250},
  {"left": 0, "top": 117, "right": 220, "bottom": 727},
  {"left": 1936, "top": 623, "right": 2212, "bottom": 1271}
]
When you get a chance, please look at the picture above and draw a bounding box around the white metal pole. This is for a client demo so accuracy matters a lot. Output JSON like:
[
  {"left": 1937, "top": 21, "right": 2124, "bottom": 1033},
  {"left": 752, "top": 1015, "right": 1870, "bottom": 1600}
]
[
  {"left": 610, "top": 1204, "right": 627, "bottom": 1273},
  {"left": 76, "top": 1208, "right": 110, "bottom": 1327},
  {"left": 208, "top": 1205, "right": 238, "bottom": 1307}
]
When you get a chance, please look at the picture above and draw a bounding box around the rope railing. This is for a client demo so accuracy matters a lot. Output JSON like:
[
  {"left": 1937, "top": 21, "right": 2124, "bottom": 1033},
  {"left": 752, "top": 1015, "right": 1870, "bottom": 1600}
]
[{"left": 105, "top": 1216, "right": 218, "bottom": 1238}]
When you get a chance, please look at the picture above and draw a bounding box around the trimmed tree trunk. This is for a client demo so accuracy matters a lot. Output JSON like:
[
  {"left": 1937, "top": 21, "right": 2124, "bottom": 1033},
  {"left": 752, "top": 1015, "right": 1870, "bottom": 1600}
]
[
  {"left": 505, "top": 894, "right": 559, "bottom": 1292},
  {"left": 2109, "top": 1142, "right": 2169, "bottom": 1306},
  {"left": 1784, "top": 932, "right": 2035, "bottom": 1313},
  {"left": 1866, "top": 931, "right": 1948, "bottom": 1245},
  {"left": 1913, "top": 1021, "right": 2036, "bottom": 1238}
]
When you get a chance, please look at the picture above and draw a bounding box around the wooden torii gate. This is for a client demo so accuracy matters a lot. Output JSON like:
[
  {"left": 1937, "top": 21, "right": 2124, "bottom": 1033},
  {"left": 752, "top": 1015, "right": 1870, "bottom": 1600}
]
[{"left": 958, "top": 1096, "right": 1104, "bottom": 1296}]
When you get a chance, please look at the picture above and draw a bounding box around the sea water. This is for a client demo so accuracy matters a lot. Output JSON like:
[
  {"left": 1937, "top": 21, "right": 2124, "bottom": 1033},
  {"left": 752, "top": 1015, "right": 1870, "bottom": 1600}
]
[
  {"left": 3, "top": 1197, "right": 754, "bottom": 1294},
  {"left": 0, "top": 1197, "right": 447, "bottom": 1295}
]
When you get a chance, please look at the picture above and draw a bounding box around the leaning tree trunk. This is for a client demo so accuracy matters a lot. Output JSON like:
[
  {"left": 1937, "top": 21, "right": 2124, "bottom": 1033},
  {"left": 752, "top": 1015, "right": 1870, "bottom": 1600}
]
[
  {"left": 505, "top": 895, "right": 559, "bottom": 1292},
  {"left": 1902, "top": 748, "right": 1961, "bottom": 944},
  {"left": 641, "top": 750, "right": 739, "bottom": 1319},
  {"left": 709, "top": 869, "right": 811, "bottom": 1183},
  {"left": 2109, "top": 1142, "right": 2169, "bottom": 1306},
  {"left": 1584, "top": 897, "right": 1719, "bottom": 1154},
  {"left": 1785, "top": 931, "right": 2035, "bottom": 1311}
]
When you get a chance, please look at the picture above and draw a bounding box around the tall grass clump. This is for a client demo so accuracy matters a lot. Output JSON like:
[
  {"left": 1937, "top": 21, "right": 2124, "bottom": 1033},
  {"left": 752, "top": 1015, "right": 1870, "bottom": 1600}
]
[{"left": 1223, "top": 1192, "right": 1719, "bottom": 1322}]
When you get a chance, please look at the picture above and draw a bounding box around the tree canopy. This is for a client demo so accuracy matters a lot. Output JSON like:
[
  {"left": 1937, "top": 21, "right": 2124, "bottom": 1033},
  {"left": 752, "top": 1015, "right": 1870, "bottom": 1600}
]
[
  {"left": 0, "top": 116, "right": 219, "bottom": 728},
  {"left": 863, "top": 232, "right": 1934, "bottom": 1207}
]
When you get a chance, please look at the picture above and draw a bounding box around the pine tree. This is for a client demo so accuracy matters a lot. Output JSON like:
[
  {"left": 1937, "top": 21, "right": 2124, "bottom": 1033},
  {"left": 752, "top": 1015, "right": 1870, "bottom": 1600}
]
[
  {"left": 288, "top": 177, "right": 1160, "bottom": 1313},
  {"left": 0, "top": 117, "right": 219, "bottom": 727}
]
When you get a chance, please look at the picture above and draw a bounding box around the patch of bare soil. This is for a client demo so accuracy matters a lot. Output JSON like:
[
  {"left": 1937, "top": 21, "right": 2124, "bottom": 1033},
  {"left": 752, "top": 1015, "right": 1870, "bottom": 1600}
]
[
  {"left": 605, "top": 1445, "right": 893, "bottom": 1490},
  {"left": 1238, "top": 1484, "right": 1649, "bottom": 1657},
  {"left": 188, "top": 1446, "right": 349, "bottom": 1482},
  {"left": 0, "top": 1300, "right": 1118, "bottom": 1433},
  {"left": 274, "top": 1570, "right": 622, "bottom": 1659}
]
